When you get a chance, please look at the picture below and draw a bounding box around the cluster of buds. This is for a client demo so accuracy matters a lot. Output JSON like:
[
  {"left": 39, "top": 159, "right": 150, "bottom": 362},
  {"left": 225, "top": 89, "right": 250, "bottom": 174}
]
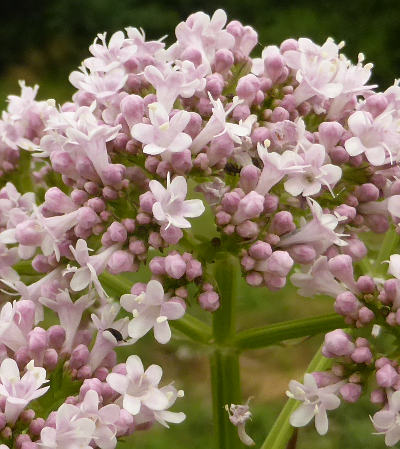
[{"left": 0, "top": 7, "right": 400, "bottom": 447}]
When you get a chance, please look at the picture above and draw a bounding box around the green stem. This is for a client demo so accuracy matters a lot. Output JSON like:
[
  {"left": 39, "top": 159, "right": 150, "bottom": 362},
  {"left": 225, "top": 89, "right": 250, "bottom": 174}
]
[
  {"left": 234, "top": 313, "right": 345, "bottom": 350},
  {"left": 99, "top": 272, "right": 212, "bottom": 344},
  {"left": 374, "top": 227, "right": 399, "bottom": 275},
  {"left": 210, "top": 255, "right": 242, "bottom": 449},
  {"left": 260, "top": 346, "right": 330, "bottom": 449}
]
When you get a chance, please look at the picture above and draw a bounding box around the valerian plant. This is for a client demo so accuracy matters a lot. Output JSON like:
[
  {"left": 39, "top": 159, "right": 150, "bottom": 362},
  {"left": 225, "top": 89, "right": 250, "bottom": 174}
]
[{"left": 0, "top": 9, "right": 400, "bottom": 449}]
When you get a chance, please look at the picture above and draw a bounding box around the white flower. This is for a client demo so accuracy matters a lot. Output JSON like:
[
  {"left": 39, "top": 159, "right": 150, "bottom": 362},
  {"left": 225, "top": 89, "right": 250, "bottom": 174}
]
[
  {"left": 121, "top": 279, "right": 185, "bottom": 344},
  {"left": 106, "top": 355, "right": 169, "bottom": 416},
  {"left": 287, "top": 373, "right": 343, "bottom": 435},
  {"left": 149, "top": 173, "right": 205, "bottom": 229},
  {"left": 372, "top": 390, "right": 400, "bottom": 447}
]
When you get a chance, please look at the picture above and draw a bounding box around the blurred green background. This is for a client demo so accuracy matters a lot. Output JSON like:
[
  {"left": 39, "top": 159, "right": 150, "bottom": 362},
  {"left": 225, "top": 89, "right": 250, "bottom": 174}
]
[{"left": 2, "top": 0, "right": 400, "bottom": 447}]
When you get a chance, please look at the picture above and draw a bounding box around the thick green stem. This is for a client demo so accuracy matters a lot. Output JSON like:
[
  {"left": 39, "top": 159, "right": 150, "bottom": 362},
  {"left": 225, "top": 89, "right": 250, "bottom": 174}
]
[
  {"left": 210, "top": 255, "right": 242, "bottom": 449},
  {"left": 260, "top": 346, "right": 330, "bottom": 449},
  {"left": 234, "top": 313, "right": 345, "bottom": 350},
  {"left": 99, "top": 272, "right": 212, "bottom": 344}
]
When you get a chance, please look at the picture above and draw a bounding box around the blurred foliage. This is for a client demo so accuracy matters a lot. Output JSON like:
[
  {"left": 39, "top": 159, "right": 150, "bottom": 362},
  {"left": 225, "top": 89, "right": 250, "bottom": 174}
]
[{"left": 1, "top": 0, "right": 400, "bottom": 106}]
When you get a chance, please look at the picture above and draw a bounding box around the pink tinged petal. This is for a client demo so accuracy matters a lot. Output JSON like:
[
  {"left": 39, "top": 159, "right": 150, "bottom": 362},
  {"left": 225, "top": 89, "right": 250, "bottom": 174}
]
[
  {"left": 120, "top": 294, "right": 137, "bottom": 312},
  {"left": 391, "top": 391, "right": 400, "bottom": 412},
  {"left": 143, "top": 143, "right": 166, "bottom": 155},
  {"left": 169, "top": 176, "right": 187, "bottom": 201},
  {"left": 82, "top": 390, "right": 99, "bottom": 413},
  {"left": 145, "top": 364, "right": 163, "bottom": 386},
  {"left": 320, "top": 393, "right": 340, "bottom": 410},
  {"left": 169, "top": 110, "right": 191, "bottom": 133},
  {"left": 290, "top": 404, "right": 315, "bottom": 427},
  {"left": 160, "top": 301, "right": 185, "bottom": 320},
  {"left": 40, "top": 426, "right": 57, "bottom": 445},
  {"left": 0, "top": 359, "right": 20, "bottom": 384},
  {"left": 348, "top": 111, "right": 371, "bottom": 135},
  {"left": 122, "top": 394, "right": 141, "bottom": 415},
  {"left": 144, "top": 66, "right": 164, "bottom": 87},
  {"left": 126, "top": 355, "right": 144, "bottom": 379},
  {"left": 159, "top": 410, "right": 186, "bottom": 424},
  {"left": 70, "top": 268, "right": 91, "bottom": 291},
  {"left": 303, "top": 373, "right": 318, "bottom": 390},
  {"left": 98, "top": 404, "right": 121, "bottom": 424},
  {"left": 321, "top": 164, "right": 342, "bottom": 185},
  {"left": 93, "top": 426, "right": 117, "bottom": 449},
  {"left": 388, "top": 196, "right": 400, "bottom": 219},
  {"left": 106, "top": 373, "right": 129, "bottom": 395},
  {"left": 182, "top": 199, "right": 205, "bottom": 218},
  {"left": 365, "top": 145, "right": 386, "bottom": 166},
  {"left": 306, "top": 144, "right": 325, "bottom": 167},
  {"left": 389, "top": 255, "right": 400, "bottom": 279},
  {"left": 145, "top": 280, "right": 165, "bottom": 305},
  {"left": 344, "top": 137, "right": 365, "bottom": 156},
  {"left": 152, "top": 202, "right": 167, "bottom": 222},
  {"left": 128, "top": 312, "right": 156, "bottom": 340},
  {"left": 284, "top": 177, "right": 304, "bottom": 196},
  {"left": 302, "top": 181, "right": 321, "bottom": 197},
  {"left": 142, "top": 388, "right": 169, "bottom": 411},
  {"left": 385, "top": 425, "right": 400, "bottom": 447},
  {"left": 315, "top": 407, "right": 329, "bottom": 435},
  {"left": 373, "top": 411, "right": 395, "bottom": 430},
  {"left": 169, "top": 215, "right": 191, "bottom": 229},
  {"left": 131, "top": 123, "right": 155, "bottom": 144},
  {"left": 149, "top": 180, "right": 167, "bottom": 202},
  {"left": 154, "top": 320, "right": 171, "bottom": 344},
  {"left": 168, "top": 132, "right": 192, "bottom": 152},
  {"left": 317, "top": 83, "right": 342, "bottom": 98}
]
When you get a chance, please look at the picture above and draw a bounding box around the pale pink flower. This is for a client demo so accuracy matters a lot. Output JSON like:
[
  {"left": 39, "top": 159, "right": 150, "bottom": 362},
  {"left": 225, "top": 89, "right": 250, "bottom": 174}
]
[
  {"left": 345, "top": 110, "right": 400, "bottom": 166},
  {"left": 284, "top": 144, "right": 342, "bottom": 197},
  {"left": 131, "top": 102, "right": 192, "bottom": 155},
  {"left": 149, "top": 173, "right": 205, "bottom": 229},
  {"left": 0, "top": 358, "right": 49, "bottom": 424},
  {"left": 65, "top": 239, "right": 121, "bottom": 298},
  {"left": 372, "top": 390, "right": 400, "bottom": 447},
  {"left": 279, "top": 198, "right": 347, "bottom": 254},
  {"left": 287, "top": 373, "right": 343, "bottom": 435},
  {"left": 106, "top": 355, "right": 169, "bottom": 415},
  {"left": 78, "top": 390, "right": 120, "bottom": 449},
  {"left": 40, "top": 403, "right": 96, "bottom": 449},
  {"left": 121, "top": 279, "right": 185, "bottom": 344}
]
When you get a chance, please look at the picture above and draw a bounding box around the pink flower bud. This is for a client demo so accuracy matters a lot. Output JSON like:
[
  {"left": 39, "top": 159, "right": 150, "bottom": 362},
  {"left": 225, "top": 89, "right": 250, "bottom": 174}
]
[
  {"left": 355, "top": 183, "right": 380, "bottom": 202},
  {"left": 271, "top": 107, "right": 289, "bottom": 122},
  {"left": 108, "top": 222, "right": 127, "bottom": 243},
  {"left": 340, "top": 383, "right": 362, "bottom": 403},
  {"left": 214, "top": 49, "right": 234, "bottom": 72},
  {"left": 289, "top": 244, "right": 316, "bottom": 264},
  {"left": 358, "top": 306, "right": 374, "bottom": 324},
  {"left": 43, "top": 349, "right": 58, "bottom": 371},
  {"left": 206, "top": 74, "right": 225, "bottom": 97},
  {"left": 246, "top": 271, "right": 263, "bottom": 286},
  {"left": 351, "top": 346, "right": 373, "bottom": 364},
  {"left": 330, "top": 146, "right": 349, "bottom": 164},
  {"left": 318, "top": 122, "right": 344, "bottom": 148},
  {"left": 323, "top": 329, "right": 354, "bottom": 357},
  {"left": 15, "top": 220, "right": 42, "bottom": 246},
  {"left": 241, "top": 255, "right": 255, "bottom": 271},
  {"left": 160, "top": 224, "right": 183, "bottom": 245},
  {"left": 239, "top": 165, "right": 260, "bottom": 193},
  {"left": 198, "top": 291, "right": 220, "bottom": 312},
  {"left": 236, "top": 220, "right": 259, "bottom": 239},
  {"left": 236, "top": 74, "right": 261, "bottom": 101},
  {"left": 233, "top": 191, "right": 264, "bottom": 224},
  {"left": 249, "top": 241, "right": 272, "bottom": 260},
  {"left": 170, "top": 149, "right": 192, "bottom": 173},
  {"left": 108, "top": 250, "right": 134, "bottom": 274},
  {"left": 370, "top": 388, "right": 385, "bottom": 404},
  {"left": 376, "top": 363, "right": 399, "bottom": 387},
  {"left": 312, "top": 371, "right": 340, "bottom": 387},
  {"left": 328, "top": 255, "right": 356, "bottom": 289},
  {"left": 222, "top": 191, "right": 241, "bottom": 213},
  {"left": 69, "top": 344, "right": 90, "bottom": 369},
  {"left": 366, "top": 94, "right": 388, "bottom": 117},
  {"left": 120, "top": 94, "right": 145, "bottom": 127},
  {"left": 77, "top": 207, "right": 99, "bottom": 229},
  {"left": 264, "top": 251, "right": 293, "bottom": 277},
  {"left": 270, "top": 211, "right": 295, "bottom": 235},
  {"left": 28, "top": 327, "right": 48, "bottom": 353},
  {"left": 44, "top": 188, "right": 76, "bottom": 213},
  {"left": 186, "top": 259, "right": 202, "bottom": 280},
  {"left": 334, "top": 292, "right": 360, "bottom": 317},
  {"left": 149, "top": 257, "right": 166, "bottom": 275},
  {"left": 165, "top": 254, "right": 186, "bottom": 279}
]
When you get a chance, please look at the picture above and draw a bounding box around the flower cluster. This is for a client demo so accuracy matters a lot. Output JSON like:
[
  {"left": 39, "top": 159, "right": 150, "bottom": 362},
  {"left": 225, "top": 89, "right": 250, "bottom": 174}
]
[{"left": 1, "top": 8, "right": 400, "bottom": 447}]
